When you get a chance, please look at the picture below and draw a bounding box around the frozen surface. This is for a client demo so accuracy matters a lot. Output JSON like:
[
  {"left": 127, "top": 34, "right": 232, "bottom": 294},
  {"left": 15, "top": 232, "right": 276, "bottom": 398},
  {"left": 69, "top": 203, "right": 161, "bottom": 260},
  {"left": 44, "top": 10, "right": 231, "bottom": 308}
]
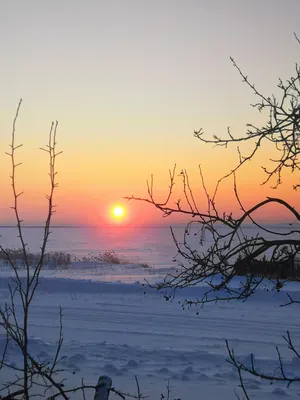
[{"left": 1, "top": 263, "right": 300, "bottom": 399}]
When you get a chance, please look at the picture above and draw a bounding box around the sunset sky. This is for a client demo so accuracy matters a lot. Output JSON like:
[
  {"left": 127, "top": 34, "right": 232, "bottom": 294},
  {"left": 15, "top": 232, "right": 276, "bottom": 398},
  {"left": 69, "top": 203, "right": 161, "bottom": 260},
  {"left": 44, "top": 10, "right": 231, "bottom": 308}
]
[{"left": 0, "top": 0, "right": 299, "bottom": 226}]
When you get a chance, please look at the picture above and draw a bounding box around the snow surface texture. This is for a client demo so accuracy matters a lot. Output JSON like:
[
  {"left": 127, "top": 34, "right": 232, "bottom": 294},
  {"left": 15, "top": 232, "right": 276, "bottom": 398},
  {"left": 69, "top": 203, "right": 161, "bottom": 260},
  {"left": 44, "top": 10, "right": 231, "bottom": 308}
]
[{"left": 1, "top": 262, "right": 300, "bottom": 399}]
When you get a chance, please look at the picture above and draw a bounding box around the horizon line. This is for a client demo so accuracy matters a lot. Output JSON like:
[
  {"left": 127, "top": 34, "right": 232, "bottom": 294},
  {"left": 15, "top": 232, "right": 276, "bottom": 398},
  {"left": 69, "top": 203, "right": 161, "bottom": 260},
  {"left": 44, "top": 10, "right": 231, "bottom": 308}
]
[
  {"left": 0, "top": 224, "right": 180, "bottom": 228},
  {"left": 0, "top": 222, "right": 296, "bottom": 229}
]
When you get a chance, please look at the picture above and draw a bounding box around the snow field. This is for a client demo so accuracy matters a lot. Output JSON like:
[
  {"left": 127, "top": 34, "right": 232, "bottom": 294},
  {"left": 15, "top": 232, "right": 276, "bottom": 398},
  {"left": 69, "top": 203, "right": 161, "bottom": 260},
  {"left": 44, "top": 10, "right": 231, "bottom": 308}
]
[{"left": 1, "top": 263, "right": 300, "bottom": 399}]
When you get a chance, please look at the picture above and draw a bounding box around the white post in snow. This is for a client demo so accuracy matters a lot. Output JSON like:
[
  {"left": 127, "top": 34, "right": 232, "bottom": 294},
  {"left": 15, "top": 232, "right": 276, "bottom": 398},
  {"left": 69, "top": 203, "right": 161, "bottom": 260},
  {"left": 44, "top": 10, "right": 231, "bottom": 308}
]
[{"left": 94, "top": 376, "right": 112, "bottom": 400}]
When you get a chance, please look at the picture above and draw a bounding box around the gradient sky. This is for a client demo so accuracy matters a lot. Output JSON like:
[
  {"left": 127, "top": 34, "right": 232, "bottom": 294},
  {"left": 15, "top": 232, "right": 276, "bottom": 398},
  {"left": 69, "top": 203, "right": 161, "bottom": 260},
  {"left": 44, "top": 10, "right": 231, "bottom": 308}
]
[{"left": 0, "top": 0, "right": 299, "bottom": 226}]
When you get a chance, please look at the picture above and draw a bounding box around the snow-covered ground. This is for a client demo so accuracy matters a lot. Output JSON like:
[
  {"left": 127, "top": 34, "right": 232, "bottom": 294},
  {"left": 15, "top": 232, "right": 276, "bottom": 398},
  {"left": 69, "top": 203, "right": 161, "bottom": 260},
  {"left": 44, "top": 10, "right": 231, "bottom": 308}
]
[{"left": 1, "top": 262, "right": 300, "bottom": 399}]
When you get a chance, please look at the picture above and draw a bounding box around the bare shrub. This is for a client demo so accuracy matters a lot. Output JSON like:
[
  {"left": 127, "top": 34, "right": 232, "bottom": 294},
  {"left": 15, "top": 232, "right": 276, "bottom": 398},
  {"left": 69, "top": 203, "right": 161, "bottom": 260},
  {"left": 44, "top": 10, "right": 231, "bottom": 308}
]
[
  {"left": 0, "top": 102, "right": 154, "bottom": 400},
  {"left": 79, "top": 250, "right": 150, "bottom": 268}
]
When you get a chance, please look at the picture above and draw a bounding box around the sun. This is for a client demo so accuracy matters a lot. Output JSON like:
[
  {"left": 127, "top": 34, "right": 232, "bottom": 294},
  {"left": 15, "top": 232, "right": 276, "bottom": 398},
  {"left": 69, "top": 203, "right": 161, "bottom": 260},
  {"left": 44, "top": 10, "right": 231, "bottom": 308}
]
[
  {"left": 111, "top": 205, "right": 126, "bottom": 220},
  {"left": 113, "top": 206, "right": 125, "bottom": 217}
]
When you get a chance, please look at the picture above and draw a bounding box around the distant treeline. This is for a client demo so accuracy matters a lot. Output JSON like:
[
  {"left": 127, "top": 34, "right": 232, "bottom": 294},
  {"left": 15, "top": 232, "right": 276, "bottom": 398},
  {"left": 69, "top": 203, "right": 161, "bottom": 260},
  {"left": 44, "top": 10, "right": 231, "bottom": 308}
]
[
  {"left": 0, "top": 248, "right": 150, "bottom": 269},
  {"left": 234, "top": 257, "right": 300, "bottom": 280},
  {"left": 0, "top": 248, "right": 72, "bottom": 269}
]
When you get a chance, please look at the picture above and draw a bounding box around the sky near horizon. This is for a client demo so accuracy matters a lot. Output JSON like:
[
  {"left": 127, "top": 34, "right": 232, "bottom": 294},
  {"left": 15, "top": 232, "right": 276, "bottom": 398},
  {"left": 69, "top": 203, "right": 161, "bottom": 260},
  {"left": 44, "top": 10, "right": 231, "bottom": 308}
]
[{"left": 0, "top": 0, "right": 299, "bottom": 226}]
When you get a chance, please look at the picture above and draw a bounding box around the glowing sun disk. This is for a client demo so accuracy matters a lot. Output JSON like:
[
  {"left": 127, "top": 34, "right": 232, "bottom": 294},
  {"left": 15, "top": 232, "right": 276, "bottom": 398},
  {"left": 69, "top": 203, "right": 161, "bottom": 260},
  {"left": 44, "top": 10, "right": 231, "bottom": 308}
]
[{"left": 112, "top": 205, "right": 125, "bottom": 218}]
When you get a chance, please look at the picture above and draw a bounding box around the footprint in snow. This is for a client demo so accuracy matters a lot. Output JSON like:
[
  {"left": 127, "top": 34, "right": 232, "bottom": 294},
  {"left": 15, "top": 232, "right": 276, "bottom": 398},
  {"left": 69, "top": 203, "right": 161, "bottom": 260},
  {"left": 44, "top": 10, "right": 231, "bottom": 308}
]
[
  {"left": 272, "top": 387, "right": 289, "bottom": 396},
  {"left": 124, "top": 359, "right": 139, "bottom": 368}
]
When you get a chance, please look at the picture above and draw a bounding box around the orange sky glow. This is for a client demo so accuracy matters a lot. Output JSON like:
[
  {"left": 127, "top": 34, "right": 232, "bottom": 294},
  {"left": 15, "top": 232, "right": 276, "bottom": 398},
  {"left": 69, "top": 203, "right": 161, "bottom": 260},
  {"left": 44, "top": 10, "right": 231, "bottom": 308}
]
[{"left": 0, "top": 1, "right": 299, "bottom": 227}]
